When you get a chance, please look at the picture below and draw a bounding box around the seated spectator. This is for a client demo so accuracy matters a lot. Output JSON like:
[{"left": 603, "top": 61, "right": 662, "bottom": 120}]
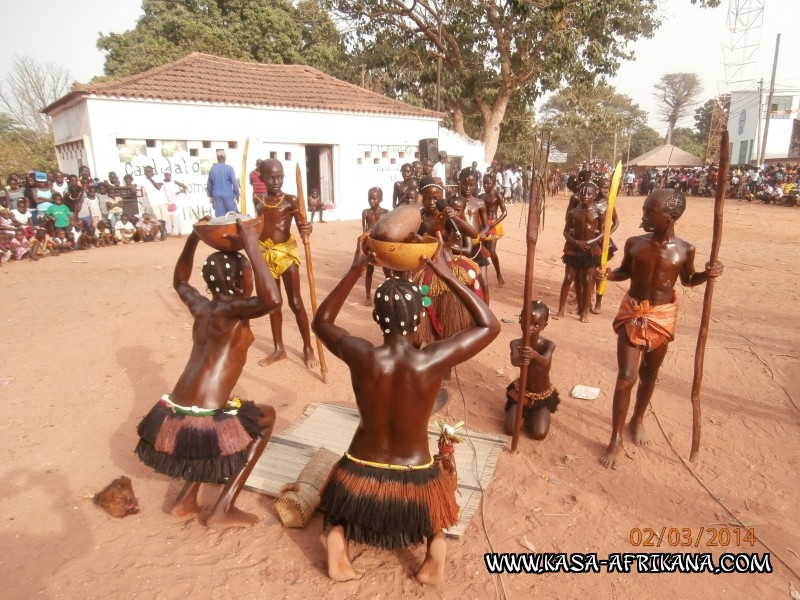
[
  {"left": 0, "top": 230, "right": 13, "bottom": 264},
  {"left": 10, "top": 199, "right": 33, "bottom": 229},
  {"left": 53, "top": 228, "right": 74, "bottom": 252},
  {"left": 136, "top": 213, "right": 160, "bottom": 242},
  {"left": 0, "top": 208, "right": 16, "bottom": 234},
  {"left": 31, "top": 228, "right": 57, "bottom": 258},
  {"left": 96, "top": 220, "right": 115, "bottom": 247},
  {"left": 83, "top": 225, "right": 98, "bottom": 248},
  {"left": 10, "top": 228, "right": 34, "bottom": 261},
  {"left": 115, "top": 213, "right": 136, "bottom": 244}
]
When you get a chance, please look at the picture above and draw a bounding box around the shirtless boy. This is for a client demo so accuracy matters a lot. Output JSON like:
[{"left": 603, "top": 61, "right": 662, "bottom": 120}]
[
  {"left": 555, "top": 182, "right": 601, "bottom": 322},
  {"left": 504, "top": 300, "right": 559, "bottom": 440},
  {"left": 253, "top": 158, "right": 318, "bottom": 369},
  {"left": 393, "top": 163, "right": 413, "bottom": 208},
  {"left": 135, "top": 219, "right": 282, "bottom": 526},
  {"left": 456, "top": 168, "right": 492, "bottom": 304},
  {"left": 592, "top": 177, "right": 619, "bottom": 314},
  {"left": 597, "top": 189, "right": 723, "bottom": 468},
  {"left": 361, "top": 187, "right": 390, "bottom": 304},
  {"left": 479, "top": 173, "right": 508, "bottom": 287},
  {"left": 313, "top": 233, "right": 500, "bottom": 584}
]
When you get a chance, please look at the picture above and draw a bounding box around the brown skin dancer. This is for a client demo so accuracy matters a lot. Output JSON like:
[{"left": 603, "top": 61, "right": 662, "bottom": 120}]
[
  {"left": 555, "top": 182, "right": 601, "bottom": 323},
  {"left": 457, "top": 170, "right": 491, "bottom": 304},
  {"left": 312, "top": 233, "right": 500, "bottom": 584},
  {"left": 480, "top": 173, "right": 508, "bottom": 287},
  {"left": 361, "top": 187, "right": 390, "bottom": 305},
  {"left": 168, "top": 219, "right": 281, "bottom": 526},
  {"left": 254, "top": 159, "right": 318, "bottom": 369},
  {"left": 596, "top": 190, "right": 723, "bottom": 469}
]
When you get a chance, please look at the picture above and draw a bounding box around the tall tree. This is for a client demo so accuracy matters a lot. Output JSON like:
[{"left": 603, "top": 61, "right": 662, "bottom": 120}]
[
  {"left": 654, "top": 72, "right": 703, "bottom": 144},
  {"left": 97, "top": 0, "right": 352, "bottom": 81},
  {"left": 671, "top": 127, "right": 705, "bottom": 158},
  {"left": 539, "top": 84, "right": 650, "bottom": 169},
  {"left": 326, "top": 0, "right": 664, "bottom": 162},
  {"left": 0, "top": 55, "right": 73, "bottom": 139}
]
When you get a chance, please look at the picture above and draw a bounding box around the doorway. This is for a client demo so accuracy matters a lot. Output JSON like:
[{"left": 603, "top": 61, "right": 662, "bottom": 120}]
[{"left": 305, "top": 145, "right": 334, "bottom": 208}]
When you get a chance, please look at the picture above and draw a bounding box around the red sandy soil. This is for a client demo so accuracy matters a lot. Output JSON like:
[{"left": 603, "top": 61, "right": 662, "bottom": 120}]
[{"left": 1, "top": 193, "right": 798, "bottom": 599}]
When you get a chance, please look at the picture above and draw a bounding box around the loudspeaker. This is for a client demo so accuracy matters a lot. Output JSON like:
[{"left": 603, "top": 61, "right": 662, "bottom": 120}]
[{"left": 419, "top": 138, "right": 438, "bottom": 161}]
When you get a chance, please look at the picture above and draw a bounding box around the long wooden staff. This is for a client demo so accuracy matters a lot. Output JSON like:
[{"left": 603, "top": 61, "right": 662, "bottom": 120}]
[
  {"left": 239, "top": 137, "right": 249, "bottom": 213},
  {"left": 511, "top": 147, "right": 544, "bottom": 453},
  {"left": 597, "top": 161, "right": 623, "bottom": 296},
  {"left": 690, "top": 130, "right": 728, "bottom": 462},
  {"left": 295, "top": 163, "right": 329, "bottom": 383}
]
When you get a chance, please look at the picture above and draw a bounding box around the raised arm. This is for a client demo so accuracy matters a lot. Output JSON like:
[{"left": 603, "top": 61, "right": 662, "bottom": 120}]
[
  {"left": 312, "top": 234, "right": 373, "bottom": 358},
  {"left": 173, "top": 228, "right": 207, "bottom": 313},
  {"left": 424, "top": 234, "right": 500, "bottom": 368}
]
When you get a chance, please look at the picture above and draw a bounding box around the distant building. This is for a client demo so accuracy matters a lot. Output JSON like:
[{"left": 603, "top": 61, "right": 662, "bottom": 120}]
[
  {"left": 43, "top": 53, "right": 485, "bottom": 226},
  {"left": 727, "top": 90, "right": 800, "bottom": 165}
]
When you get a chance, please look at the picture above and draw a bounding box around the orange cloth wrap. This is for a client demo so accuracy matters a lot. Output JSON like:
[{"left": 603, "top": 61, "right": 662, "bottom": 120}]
[{"left": 613, "top": 292, "right": 679, "bottom": 350}]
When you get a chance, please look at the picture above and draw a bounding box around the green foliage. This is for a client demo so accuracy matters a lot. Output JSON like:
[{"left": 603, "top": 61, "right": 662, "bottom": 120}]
[
  {"left": 694, "top": 94, "right": 730, "bottom": 138},
  {"left": 96, "top": 0, "right": 350, "bottom": 80},
  {"left": 0, "top": 118, "right": 57, "bottom": 177},
  {"left": 538, "top": 83, "right": 650, "bottom": 168},
  {"left": 653, "top": 72, "right": 703, "bottom": 143},
  {"left": 671, "top": 127, "right": 705, "bottom": 158},
  {"left": 325, "top": 0, "right": 664, "bottom": 161}
]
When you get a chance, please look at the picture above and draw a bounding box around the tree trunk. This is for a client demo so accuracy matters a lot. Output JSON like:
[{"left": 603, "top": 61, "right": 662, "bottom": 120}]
[
  {"left": 665, "top": 120, "right": 675, "bottom": 145},
  {"left": 449, "top": 103, "right": 466, "bottom": 136},
  {"left": 478, "top": 90, "right": 512, "bottom": 163}
]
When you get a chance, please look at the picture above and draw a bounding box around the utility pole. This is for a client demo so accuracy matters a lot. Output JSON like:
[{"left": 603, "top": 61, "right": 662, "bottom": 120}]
[
  {"left": 754, "top": 78, "right": 763, "bottom": 164},
  {"left": 758, "top": 34, "right": 781, "bottom": 166},
  {"left": 626, "top": 133, "right": 632, "bottom": 166}
]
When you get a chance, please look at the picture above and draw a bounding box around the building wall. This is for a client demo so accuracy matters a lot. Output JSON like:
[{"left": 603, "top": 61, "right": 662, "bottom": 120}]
[
  {"left": 48, "top": 97, "right": 440, "bottom": 224},
  {"left": 727, "top": 91, "right": 800, "bottom": 164}
]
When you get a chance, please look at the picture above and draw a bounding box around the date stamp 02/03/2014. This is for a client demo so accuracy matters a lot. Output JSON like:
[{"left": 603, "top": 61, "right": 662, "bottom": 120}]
[{"left": 483, "top": 527, "right": 771, "bottom": 575}]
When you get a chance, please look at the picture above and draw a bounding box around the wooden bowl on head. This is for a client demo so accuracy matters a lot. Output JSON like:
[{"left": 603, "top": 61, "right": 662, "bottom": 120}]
[
  {"left": 193, "top": 212, "right": 262, "bottom": 252},
  {"left": 367, "top": 237, "right": 438, "bottom": 271}
]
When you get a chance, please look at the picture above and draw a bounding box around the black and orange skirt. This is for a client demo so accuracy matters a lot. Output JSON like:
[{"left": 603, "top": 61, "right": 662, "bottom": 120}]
[{"left": 320, "top": 455, "right": 459, "bottom": 549}]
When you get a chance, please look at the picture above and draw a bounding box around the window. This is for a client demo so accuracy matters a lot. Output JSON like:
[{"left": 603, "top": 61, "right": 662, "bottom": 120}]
[
  {"left": 270, "top": 151, "right": 277, "bottom": 159},
  {"left": 146, "top": 139, "right": 156, "bottom": 148},
  {"left": 285, "top": 152, "right": 292, "bottom": 161},
  {"left": 228, "top": 141, "right": 238, "bottom": 149},
  {"left": 202, "top": 141, "right": 211, "bottom": 148},
  {"left": 738, "top": 140, "right": 749, "bottom": 165},
  {"left": 115, "top": 138, "right": 125, "bottom": 146},
  {"left": 189, "top": 149, "right": 199, "bottom": 157},
  {"left": 770, "top": 96, "right": 792, "bottom": 120}
]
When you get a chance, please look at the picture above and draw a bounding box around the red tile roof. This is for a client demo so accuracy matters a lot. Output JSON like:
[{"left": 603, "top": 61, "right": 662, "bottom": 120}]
[{"left": 43, "top": 53, "right": 442, "bottom": 120}]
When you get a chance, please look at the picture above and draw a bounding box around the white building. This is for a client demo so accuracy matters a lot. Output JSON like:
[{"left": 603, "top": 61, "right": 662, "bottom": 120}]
[
  {"left": 727, "top": 90, "right": 800, "bottom": 165},
  {"left": 43, "top": 53, "right": 485, "bottom": 228}
]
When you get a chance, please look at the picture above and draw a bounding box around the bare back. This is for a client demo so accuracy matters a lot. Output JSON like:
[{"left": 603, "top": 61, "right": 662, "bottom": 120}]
[{"left": 171, "top": 295, "right": 255, "bottom": 409}]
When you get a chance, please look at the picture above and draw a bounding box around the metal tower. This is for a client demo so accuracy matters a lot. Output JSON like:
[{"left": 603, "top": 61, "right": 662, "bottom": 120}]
[{"left": 706, "top": 0, "right": 764, "bottom": 163}]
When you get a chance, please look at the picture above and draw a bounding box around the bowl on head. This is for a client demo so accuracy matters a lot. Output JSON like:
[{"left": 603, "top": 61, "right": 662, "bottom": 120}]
[
  {"left": 193, "top": 212, "right": 262, "bottom": 252},
  {"left": 366, "top": 236, "right": 438, "bottom": 271}
]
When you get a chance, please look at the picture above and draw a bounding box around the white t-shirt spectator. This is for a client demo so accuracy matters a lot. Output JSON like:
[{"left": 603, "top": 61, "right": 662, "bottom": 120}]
[{"left": 433, "top": 160, "right": 446, "bottom": 182}]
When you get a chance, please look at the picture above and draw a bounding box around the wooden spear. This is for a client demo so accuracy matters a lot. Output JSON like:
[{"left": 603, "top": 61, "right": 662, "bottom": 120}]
[
  {"left": 511, "top": 148, "right": 544, "bottom": 453},
  {"left": 295, "top": 163, "right": 329, "bottom": 383},
  {"left": 690, "top": 130, "right": 729, "bottom": 462}
]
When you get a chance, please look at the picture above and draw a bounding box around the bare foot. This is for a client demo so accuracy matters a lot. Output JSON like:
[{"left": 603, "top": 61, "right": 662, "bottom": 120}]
[
  {"left": 497, "top": 275, "right": 505, "bottom": 287},
  {"left": 591, "top": 304, "right": 602, "bottom": 315},
  {"left": 552, "top": 310, "right": 564, "bottom": 320},
  {"left": 364, "top": 297, "right": 373, "bottom": 306},
  {"left": 579, "top": 313, "right": 589, "bottom": 323},
  {"left": 206, "top": 507, "right": 259, "bottom": 528},
  {"left": 258, "top": 349, "right": 286, "bottom": 366},
  {"left": 416, "top": 533, "right": 446, "bottom": 586},
  {"left": 629, "top": 421, "right": 651, "bottom": 447},
  {"left": 600, "top": 440, "right": 623, "bottom": 469},
  {"left": 304, "top": 346, "right": 320, "bottom": 369},
  {"left": 327, "top": 527, "right": 363, "bottom": 582},
  {"left": 170, "top": 497, "right": 202, "bottom": 517}
]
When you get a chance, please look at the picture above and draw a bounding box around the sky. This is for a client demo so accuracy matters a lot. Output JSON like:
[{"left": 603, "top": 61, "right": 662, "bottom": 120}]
[{"left": 0, "top": 0, "right": 798, "bottom": 138}]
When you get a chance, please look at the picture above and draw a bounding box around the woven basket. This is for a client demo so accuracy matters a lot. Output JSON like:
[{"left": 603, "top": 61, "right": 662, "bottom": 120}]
[{"left": 273, "top": 447, "right": 339, "bottom": 528}]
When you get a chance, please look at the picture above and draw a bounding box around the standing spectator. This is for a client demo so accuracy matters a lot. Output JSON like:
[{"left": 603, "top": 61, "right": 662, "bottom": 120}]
[
  {"left": 249, "top": 159, "right": 267, "bottom": 204},
  {"left": 141, "top": 166, "right": 169, "bottom": 239},
  {"left": 4, "top": 175, "right": 25, "bottom": 210},
  {"left": 206, "top": 149, "right": 240, "bottom": 216},
  {"left": 162, "top": 171, "right": 187, "bottom": 236},
  {"left": 52, "top": 171, "right": 69, "bottom": 197},
  {"left": 433, "top": 152, "right": 447, "bottom": 183}
]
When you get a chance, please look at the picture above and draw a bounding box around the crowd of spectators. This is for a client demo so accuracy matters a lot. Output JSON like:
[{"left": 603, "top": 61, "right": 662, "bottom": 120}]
[{"left": 0, "top": 167, "right": 187, "bottom": 265}]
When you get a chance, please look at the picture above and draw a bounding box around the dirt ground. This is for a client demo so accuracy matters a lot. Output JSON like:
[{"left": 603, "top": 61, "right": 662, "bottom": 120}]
[{"left": 1, "top": 191, "right": 798, "bottom": 600}]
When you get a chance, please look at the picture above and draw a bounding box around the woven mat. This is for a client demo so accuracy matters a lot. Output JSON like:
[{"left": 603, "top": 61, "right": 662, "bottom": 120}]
[{"left": 245, "top": 402, "right": 506, "bottom": 537}]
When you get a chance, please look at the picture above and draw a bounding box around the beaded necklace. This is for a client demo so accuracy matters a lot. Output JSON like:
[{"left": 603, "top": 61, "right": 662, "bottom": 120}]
[{"left": 255, "top": 193, "right": 284, "bottom": 209}]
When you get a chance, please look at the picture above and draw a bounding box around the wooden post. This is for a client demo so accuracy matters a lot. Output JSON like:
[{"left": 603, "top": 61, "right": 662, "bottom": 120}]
[
  {"left": 239, "top": 138, "right": 249, "bottom": 214},
  {"left": 295, "top": 163, "right": 329, "bottom": 383},
  {"left": 690, "top": 130, "right": 729, "bottom": 462}
]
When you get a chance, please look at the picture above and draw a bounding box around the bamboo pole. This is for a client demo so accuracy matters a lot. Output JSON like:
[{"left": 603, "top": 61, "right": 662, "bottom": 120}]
[
  {"left": 597, "top": 161, "right": 623, "bottom": 296},
  {"left": 295, "top": 163, "right": 329, "bottom": 383},
  {"left": 690, "top": 130, "right": 729, "bottom": 462},
  {"left": 239, "top": 138, "right": 249, "bottom": 213}
]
